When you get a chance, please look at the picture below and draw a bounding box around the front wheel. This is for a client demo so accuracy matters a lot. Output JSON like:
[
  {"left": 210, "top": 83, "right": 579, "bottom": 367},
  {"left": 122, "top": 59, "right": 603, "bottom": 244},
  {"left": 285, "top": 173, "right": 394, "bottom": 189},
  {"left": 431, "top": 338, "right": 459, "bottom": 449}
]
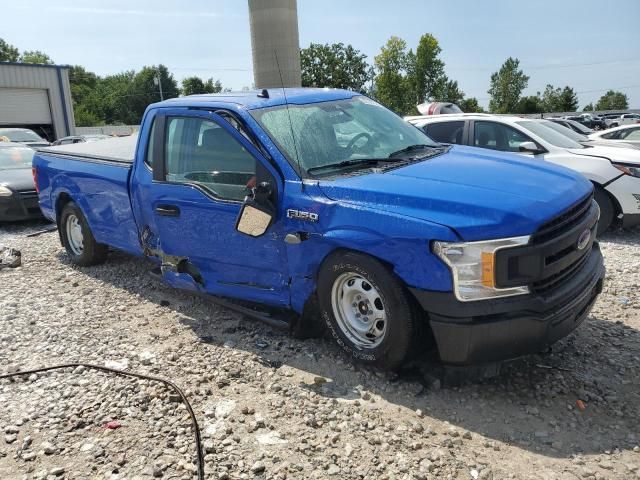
[
  {"left": 594, "top": 187, "right": 615, "bottom": 235},
  {"left": 317, "top": 251, "right": 422, "bottom": 370},
  {"left": 59, "top": 202, "right": 108, "bottom": 266}
]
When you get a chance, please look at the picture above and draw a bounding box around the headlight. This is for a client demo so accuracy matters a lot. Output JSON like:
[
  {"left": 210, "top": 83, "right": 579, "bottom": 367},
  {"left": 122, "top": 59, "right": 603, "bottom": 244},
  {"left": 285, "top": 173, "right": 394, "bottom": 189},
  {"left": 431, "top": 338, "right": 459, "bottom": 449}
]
[
  {"left": 433, "top": 236, "right": 530, "bottom": 301},
  {"left": 613, "top": 163, "right": 640, "bottom": 178},
  {"left": 0, "top": 185, "right": 13, "bottom": 197}
]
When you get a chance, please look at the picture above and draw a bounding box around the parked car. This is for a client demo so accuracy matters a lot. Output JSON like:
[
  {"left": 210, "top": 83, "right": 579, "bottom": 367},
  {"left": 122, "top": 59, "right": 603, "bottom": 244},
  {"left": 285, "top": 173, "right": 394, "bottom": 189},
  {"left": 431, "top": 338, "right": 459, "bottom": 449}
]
[
  {"left": 614, "top": 113, "right": 640, "bottom": 127},
  {"left": 590, "top": 124, "right": 640, "bottom": 147},
  {"left": 599, "top": 113, "right": 626, "bottom": 128},
  {"left": 51, "top": 134, "right": 111, "bottom": 146},
  {"left": 0, "top": 143, "right": 42, "bottom": 221},
  {"left": 547, "top": 118, "right": 594, "bottom": 135},
  {"left": 33, "top": 89, "right": 605, "bottom": 370},
  {"left": 564, "top": 115, "right": 606, "bottom": 131},
  {"left": 544, "top": 118, "right": 640, "bottom": 150},
  {"left": 0, "top": 128, "right": 50, "bottom": 148},
  {"left": 408, "top": 114, "right": 640, "bottom": 233}
]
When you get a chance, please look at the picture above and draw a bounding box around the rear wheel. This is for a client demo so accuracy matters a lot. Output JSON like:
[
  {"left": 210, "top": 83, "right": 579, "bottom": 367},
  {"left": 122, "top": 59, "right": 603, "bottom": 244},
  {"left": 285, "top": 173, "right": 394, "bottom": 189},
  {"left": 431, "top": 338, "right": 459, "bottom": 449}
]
[
  {"left": 60, "top": 202, "right": 107, "bottom": 266},
  {"left": 594, "top": 187, "right": 615, "bottom": 235},
  {"left": 317, "top": 251, "right": 422, "bottom": 370}
]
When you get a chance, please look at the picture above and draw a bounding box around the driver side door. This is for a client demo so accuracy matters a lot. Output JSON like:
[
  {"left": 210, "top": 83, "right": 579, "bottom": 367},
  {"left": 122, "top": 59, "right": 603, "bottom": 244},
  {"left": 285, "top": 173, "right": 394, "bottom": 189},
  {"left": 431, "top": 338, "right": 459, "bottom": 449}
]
[{"left": 131, "top": 108, "right": 290, "bottom": 307}]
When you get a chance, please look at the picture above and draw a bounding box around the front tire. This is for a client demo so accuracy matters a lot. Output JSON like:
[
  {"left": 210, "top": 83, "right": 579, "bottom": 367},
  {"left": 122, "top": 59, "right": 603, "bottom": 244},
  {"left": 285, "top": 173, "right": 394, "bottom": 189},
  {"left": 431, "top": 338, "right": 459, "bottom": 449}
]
[
  {"left": 317, "top": 251, "right": 421, "bottom": 370},
  {"left": 594, "top": 187, "right": 615, "bottom": 235},
  {"left": 60, "top": 202, "right": 107, "bottom": 266}
]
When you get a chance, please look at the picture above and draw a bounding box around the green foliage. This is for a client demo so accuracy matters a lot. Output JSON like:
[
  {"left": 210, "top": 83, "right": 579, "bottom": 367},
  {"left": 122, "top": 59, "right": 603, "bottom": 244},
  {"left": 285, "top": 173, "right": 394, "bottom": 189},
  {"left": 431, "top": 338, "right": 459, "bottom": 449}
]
[
  {"left": 595, "top": 90, "right": 629, "bottom": 110},
  {"left": 20, "top": 50, "right": 54, "bottom": 65},
  {"left": 458, "top": 97, "right": 484, "bottom": 113},
  {"left": 0, "top": 38, "right": 19, "bottom": 62},
  {"left": 412, "top": 34, "right": 446, "bottom": 104},
  {"left": 539, "top": 84, "right": 579, "bottom": 112},
  {"left": 182, "top": 76, "right": 223, "bottom": 96},
  {"left": 583, "top": 103, "right": 594, "bottom": 112},
  {"left": 438, "top": 79, "right": 465, "bottom": 104},
  {"left": 515, "top": 95, "right": 544, "bottom": 114},
  {"left": 301, "top": 43, "right": 371, "bottom": 92},
  {"left": 373, "top": 37, "right": 414, "bottom": 114},
  {"left": 488, "top": 57, "right": 529, "bottom": 113}
]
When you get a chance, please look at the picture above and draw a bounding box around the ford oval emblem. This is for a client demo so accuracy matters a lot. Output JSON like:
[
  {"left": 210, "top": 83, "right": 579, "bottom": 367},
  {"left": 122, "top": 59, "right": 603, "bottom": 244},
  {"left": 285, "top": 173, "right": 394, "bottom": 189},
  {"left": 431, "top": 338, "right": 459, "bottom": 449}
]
[{"left": 577, "top": 229, "right": 591, "bottom": 251}]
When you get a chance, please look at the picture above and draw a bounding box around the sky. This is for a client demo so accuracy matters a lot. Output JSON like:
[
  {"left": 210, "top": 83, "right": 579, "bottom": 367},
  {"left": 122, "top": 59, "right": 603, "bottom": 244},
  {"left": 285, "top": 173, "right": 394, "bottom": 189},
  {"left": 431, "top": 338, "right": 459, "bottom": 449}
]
[{"left": 3, "top": 0, "right": 640, "bottom": 109}]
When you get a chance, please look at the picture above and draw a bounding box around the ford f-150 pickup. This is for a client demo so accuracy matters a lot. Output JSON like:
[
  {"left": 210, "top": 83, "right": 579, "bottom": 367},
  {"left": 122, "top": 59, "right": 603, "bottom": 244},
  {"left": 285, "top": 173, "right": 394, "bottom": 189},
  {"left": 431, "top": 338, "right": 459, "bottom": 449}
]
[{"left": 33, "top": 88, "right": 605, "bottom": 369}]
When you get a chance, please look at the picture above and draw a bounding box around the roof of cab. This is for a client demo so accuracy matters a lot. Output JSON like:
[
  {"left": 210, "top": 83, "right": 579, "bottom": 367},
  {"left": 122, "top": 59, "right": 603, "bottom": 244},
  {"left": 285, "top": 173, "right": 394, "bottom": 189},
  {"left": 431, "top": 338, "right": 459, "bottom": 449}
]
[{"left": 155, "top": 87, "right": 360, "bottom": 110}]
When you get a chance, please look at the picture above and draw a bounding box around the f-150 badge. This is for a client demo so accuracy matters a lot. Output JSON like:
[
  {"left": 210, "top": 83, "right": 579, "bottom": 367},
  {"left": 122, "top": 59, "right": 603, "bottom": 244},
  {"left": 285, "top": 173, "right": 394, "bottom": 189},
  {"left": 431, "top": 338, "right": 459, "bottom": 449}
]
[{"left": 287, "top": 209, "right": 319, "bottom": 222}]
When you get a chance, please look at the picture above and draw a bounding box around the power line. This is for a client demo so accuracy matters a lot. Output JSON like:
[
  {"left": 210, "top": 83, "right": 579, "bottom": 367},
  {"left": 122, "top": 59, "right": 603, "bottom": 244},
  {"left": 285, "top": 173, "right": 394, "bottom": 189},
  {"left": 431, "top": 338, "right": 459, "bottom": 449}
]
[{"left": 447, "top": 57, "right": 640, "bottom": 72}]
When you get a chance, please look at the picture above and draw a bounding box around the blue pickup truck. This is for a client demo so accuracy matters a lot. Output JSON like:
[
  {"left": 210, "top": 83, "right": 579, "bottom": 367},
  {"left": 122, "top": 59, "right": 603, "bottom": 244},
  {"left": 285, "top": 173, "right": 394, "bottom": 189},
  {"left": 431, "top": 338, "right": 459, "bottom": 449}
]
[{"left": 33, "top": 89, "right": 605, "bottom": 369}]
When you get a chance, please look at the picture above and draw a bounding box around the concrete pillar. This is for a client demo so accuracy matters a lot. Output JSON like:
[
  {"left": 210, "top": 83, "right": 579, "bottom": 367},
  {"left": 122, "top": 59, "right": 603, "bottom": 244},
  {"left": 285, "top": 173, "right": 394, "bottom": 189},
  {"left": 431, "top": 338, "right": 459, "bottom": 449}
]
[{"left": 248, "top": 0, "right": 302, "bottom": 88}]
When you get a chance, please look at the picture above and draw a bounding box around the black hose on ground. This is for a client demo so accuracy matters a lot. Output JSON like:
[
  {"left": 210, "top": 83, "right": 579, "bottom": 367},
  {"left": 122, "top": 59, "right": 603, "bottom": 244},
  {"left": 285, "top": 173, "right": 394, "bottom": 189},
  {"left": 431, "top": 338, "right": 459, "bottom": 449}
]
[{"left": 0, "top": 363, "right": 205, "bottom": 480}]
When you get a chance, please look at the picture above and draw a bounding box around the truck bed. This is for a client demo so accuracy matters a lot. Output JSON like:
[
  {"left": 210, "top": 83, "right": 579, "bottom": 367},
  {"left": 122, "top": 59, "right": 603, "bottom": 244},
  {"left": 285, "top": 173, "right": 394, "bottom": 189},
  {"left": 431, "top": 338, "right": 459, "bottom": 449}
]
[
  {"left": 33, "top": 135, "right": 142, "bottom": 256},
  {"left": 39, "top": 134, "right": 137, "bottom": 164}
]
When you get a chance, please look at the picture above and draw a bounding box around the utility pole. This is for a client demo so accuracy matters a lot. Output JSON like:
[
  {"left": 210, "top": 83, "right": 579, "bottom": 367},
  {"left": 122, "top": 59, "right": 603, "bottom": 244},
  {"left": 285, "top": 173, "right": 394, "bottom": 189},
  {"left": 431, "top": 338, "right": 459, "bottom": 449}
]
[{"left": 153, "top": 71, "right": 164, "bottom": 101}]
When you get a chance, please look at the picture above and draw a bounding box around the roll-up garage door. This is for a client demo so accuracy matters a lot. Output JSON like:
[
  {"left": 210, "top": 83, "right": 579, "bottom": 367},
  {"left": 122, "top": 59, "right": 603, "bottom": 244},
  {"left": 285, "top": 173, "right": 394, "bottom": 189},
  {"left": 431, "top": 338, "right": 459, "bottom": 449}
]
[{"left": 0, "top": 88, "right": 52, "bottom": 125}]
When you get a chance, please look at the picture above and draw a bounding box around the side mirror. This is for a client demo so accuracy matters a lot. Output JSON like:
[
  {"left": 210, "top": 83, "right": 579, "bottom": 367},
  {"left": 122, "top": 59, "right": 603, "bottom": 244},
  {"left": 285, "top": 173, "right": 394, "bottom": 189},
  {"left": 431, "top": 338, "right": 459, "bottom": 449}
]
[
  {"left": 519, "top": 141, "right": 542, "bottom": 154},
  {"left": 235, "top": 182, "right": 274, "bottom": 237}
]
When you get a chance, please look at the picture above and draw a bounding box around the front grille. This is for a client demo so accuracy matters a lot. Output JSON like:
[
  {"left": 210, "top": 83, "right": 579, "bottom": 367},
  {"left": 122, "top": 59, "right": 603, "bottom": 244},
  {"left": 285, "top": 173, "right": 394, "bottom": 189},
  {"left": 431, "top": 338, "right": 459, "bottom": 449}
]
[
  {"left": 18, "top": 189, "right": 38, "bottom": 200},
  {"left": 495, "top": 193, "right": 598, "bottom": 294},
  {"left": 532, "top": 248, "right": 591, "bottom": 295},
  {"left": 532, "top": 192, "right": 593, "bottom": 245}
]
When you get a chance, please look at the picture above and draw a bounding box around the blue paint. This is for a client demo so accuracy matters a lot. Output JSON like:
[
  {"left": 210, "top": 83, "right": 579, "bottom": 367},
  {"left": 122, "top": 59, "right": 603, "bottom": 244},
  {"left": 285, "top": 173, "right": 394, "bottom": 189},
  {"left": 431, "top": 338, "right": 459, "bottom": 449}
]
[{"left": 33, "top": 89, "right": 591, "bottom": 315}]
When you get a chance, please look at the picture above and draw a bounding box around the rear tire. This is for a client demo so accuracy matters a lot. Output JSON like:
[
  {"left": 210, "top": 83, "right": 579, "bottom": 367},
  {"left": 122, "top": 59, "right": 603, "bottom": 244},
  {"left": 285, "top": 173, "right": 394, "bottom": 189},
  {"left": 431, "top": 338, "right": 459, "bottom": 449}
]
[
  {"left": 317, "top": 251, "right": 422, "bottom": 370},
  {"left": 594, "top": 187, "right": 614, "bottom": 236},
  {"left": 60, "top": 202, "right": 108, "bottom": 266}
]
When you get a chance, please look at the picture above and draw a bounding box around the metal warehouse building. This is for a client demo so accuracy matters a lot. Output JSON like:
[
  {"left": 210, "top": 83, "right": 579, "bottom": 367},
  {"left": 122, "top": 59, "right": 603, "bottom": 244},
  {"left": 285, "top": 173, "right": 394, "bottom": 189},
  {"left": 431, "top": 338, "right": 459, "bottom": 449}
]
[{"left": 0, "top": 62, "right": 75, "bottom": 141}]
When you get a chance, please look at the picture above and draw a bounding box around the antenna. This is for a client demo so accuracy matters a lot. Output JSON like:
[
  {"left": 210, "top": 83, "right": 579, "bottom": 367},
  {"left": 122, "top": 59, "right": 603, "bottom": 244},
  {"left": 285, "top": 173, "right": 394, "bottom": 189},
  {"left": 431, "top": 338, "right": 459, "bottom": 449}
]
[{"left": 274, "top": 50, "right": 305, "bottom": 189}]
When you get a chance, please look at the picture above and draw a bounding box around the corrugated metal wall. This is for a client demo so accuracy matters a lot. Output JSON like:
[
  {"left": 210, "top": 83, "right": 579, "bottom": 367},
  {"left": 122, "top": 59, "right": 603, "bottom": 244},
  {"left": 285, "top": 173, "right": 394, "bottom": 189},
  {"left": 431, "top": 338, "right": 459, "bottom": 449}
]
[{"left": 0, "top": 62, "right": 75, "bottom": 139}]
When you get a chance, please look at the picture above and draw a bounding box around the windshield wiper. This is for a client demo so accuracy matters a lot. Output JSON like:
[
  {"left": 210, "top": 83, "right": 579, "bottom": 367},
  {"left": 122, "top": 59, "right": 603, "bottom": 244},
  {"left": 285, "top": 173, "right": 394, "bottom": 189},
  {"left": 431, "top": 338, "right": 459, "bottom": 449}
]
[
  {"left": 307, "top": 157, "right": 403, "bottom": 175},
  {"left": 388, "top": 144, "right": 440, "bottom": 158}
]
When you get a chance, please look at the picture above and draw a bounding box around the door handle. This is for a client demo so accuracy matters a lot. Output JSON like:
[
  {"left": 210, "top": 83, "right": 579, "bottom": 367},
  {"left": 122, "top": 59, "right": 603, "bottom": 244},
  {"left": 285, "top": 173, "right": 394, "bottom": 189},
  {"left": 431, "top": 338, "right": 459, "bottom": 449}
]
[{"left": 155, "top": 204, "right": 180, "bottom": 217}]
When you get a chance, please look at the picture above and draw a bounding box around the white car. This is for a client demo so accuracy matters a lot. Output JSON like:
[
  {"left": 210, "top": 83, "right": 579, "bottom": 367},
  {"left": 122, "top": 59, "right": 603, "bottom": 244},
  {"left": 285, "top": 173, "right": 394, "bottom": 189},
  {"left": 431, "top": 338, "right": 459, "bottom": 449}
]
[
  {"left": 608, "top": 113, "right": 640, "bottom": 128},
  {"left": 407, "top": 114, "right": 640, "bottom": 233},
  {"left": 590, "top": 124, "right": 640, "bottom": 148}
]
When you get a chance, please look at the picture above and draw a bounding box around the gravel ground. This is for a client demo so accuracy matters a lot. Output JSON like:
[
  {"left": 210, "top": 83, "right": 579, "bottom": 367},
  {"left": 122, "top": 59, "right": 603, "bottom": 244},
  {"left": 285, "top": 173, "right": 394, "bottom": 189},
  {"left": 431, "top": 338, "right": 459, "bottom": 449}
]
[{"left": 0, "top": 221, "right": 639, "bottom": 480}]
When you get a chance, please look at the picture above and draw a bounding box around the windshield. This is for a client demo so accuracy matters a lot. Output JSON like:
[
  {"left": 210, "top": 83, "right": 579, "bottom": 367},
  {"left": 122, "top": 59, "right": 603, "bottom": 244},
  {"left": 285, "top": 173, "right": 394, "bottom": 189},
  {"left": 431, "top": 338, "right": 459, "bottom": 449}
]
[
  {"left": 251, "top": 96, "right": 439, "bottom": 177},
  {"left": 0, "top": 146, "right": 34, "bottom": 170},
  {"left": 541, "top": 120, "right": 588, "bottom": 142},
  {"left": 516, "top": 121, "right": 585, "bottom": 149},
  {"left": 565, "top": 119, "right": 593, "bottom": 134},
  {"left": 0, "top": 129, "right": 44, "bottom": 142}
]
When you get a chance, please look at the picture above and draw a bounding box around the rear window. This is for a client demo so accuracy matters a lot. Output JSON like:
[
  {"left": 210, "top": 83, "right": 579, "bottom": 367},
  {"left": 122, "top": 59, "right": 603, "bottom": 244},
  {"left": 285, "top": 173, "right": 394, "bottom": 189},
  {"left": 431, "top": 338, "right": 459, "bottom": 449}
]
[
  {"left": 0, "top": 129, "right": 43, "bottom": 142},
  {"left": 424, "top": 121, "right": 464, "bottom": 144},
  {"left": 0, "top": 146, "right": 34, "bottom": 169}
]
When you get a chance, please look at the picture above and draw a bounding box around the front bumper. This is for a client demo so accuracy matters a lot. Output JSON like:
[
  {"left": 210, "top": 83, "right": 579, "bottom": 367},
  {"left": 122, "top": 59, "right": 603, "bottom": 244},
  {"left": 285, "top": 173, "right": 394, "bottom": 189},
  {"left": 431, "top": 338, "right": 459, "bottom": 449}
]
[
  {"left": 0, "top": 191, "right": 43, "bottom": 222},
  {"left": 410, "top": 244, "right": 605, "bottom": 365}
]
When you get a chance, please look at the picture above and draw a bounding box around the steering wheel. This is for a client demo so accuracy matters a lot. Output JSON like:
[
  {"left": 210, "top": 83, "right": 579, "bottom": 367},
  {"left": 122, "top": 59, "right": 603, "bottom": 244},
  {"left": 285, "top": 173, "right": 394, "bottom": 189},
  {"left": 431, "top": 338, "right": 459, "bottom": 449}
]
[{"left": 347, "top": 132, "right": 372, "bottom": 152}]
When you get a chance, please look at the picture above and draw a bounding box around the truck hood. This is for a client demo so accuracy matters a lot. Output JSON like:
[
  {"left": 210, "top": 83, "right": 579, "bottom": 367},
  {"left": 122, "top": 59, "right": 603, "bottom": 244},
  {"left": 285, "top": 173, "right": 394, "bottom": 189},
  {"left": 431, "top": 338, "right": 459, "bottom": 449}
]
[
  {"left": 569, "top": 144, "right": 640, "bottom": 164},
  {"left": 317, "top": 145, "right": 593, "bottom": 241}
]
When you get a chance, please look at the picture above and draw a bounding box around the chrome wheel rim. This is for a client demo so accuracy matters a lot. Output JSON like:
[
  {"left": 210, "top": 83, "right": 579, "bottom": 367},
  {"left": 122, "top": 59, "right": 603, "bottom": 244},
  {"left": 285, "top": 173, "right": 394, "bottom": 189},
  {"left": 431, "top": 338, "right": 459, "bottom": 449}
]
[
  {"left": 66, "top": 214, "right": 84, "bottom": 256},
  {"left": 331, "top": 272, "right": 387, "bottom": 349}
]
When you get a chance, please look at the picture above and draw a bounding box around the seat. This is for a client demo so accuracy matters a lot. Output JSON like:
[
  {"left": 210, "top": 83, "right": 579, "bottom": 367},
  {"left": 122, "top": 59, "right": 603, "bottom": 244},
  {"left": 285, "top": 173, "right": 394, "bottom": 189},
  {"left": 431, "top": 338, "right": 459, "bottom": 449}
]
[{"left": 299, "top": 112, "right": 340, "bottom": 170}]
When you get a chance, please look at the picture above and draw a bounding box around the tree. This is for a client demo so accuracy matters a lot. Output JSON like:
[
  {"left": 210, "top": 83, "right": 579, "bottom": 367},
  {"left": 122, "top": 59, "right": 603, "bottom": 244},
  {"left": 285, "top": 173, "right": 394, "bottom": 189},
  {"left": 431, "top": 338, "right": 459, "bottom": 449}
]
[
  {"left": 301, "top": 43, "right": 371, "bottom": 92},
  {"left": 583, "top": 103, "right": 594, "bottom": 112},
  {"left": 488, "top": 57, "right": 529, "bottom": 113},
  {"left": 69, "top": 66, "right": 101, "bottom": 126},
  {"left": 559, "top": 86, "right": 579, "bottom": 112},
  {"left": 411, "top": 34, "right": 446, "bottom": 104},
  {"left": 0, "top": 38, "right": 19, "bottom": 62},
  {"left": 515, "top": 95, "right": 544, "bottom": 114},
  {"left": 373, "top": 36, "right": 413, "bottom": 114},
  {"left": 20, "top": 50, "right": 54, "bottom": 65},
  {"left": 438, "top": 78, "right": 464, "bottom": 104},
  {"left": 182, "top": 76, "right": 223, "bottom": 96},
  {"left": 595, "top": 90, "right": 629, "bottom": 110},
  {"left": 458, "top": 97, "right": 484, "bottom": 113}
]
